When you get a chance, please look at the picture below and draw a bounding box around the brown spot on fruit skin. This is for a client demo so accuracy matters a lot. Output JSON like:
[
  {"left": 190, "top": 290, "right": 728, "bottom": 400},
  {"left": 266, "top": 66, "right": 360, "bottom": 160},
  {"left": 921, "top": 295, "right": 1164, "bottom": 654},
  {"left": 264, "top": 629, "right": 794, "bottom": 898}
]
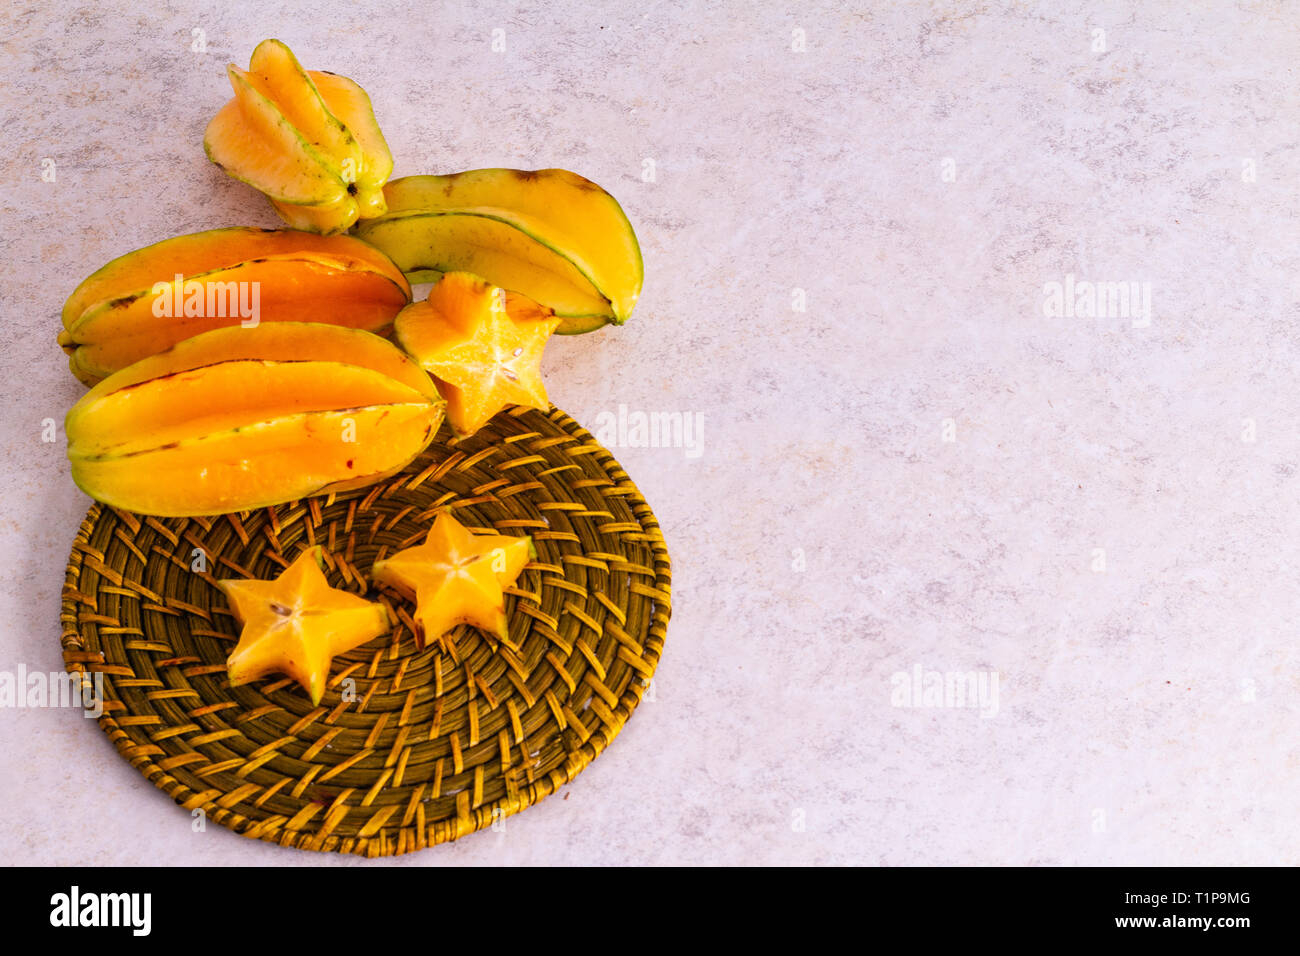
[{"left": 346, "top": 459, "right": 354, "bottom": 469}]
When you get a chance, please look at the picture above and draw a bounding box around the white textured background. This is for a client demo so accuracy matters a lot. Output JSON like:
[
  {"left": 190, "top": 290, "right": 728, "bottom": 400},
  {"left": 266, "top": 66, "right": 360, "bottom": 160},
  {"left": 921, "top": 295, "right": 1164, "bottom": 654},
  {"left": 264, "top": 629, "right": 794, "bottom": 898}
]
[{"left": 2, "top": 0, "right": 1298, "bottom": 865}]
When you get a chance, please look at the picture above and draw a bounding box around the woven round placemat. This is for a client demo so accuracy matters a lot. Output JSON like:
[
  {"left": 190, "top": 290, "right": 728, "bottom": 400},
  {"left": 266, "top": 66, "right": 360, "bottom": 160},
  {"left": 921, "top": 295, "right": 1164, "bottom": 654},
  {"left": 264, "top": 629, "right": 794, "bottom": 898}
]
[{"left": 59, "top": 405, "right": 671, "bottom": 856}]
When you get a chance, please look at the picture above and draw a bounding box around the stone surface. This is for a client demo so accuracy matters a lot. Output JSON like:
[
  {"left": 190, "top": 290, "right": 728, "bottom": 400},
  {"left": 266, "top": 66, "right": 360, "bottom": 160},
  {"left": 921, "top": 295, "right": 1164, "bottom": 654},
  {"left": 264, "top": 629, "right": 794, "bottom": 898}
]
[{"left": 2, "top": 0, "right": 1298, "bottom": 865}]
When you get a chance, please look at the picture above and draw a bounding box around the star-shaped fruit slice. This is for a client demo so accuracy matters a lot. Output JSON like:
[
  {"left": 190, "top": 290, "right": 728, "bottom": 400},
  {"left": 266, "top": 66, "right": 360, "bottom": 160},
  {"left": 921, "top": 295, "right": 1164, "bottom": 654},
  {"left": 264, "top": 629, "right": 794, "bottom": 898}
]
[
  {"left": 371, "top": 511, "right": 533, "bottom": 648},
  {"left": 394, "top": 271, "right": 561, "bottom": 437},
  {"left": 218, "top": 546, "right": 392, "bottom": 705}
]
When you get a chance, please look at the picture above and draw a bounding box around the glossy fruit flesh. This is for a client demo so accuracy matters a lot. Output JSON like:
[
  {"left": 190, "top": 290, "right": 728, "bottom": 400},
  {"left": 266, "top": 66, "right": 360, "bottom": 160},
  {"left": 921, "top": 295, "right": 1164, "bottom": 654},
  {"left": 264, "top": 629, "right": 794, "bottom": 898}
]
[{"left": 393, "top": 272, "right": 559, "bottom": 436}]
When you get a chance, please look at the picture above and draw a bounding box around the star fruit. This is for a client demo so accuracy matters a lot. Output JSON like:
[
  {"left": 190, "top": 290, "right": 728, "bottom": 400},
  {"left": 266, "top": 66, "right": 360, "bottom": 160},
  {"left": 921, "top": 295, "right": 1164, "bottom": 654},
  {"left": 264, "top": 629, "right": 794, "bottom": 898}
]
[
  {"left": 219, "top": 546, "right": 392, "bottom": 705},
  {"left": 371, "top": 512, "right": 532, "bottom": 647},
  {"left": 393, "top": 272, "right": 561, "bottom": 437}
]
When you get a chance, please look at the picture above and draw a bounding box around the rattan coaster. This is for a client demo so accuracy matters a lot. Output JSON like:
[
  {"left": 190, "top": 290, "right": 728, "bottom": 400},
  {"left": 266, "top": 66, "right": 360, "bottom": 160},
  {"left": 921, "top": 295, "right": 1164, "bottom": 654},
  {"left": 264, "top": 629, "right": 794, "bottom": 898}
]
[{"left": 59, "top": 406, "right": 671, "bottom": 856}]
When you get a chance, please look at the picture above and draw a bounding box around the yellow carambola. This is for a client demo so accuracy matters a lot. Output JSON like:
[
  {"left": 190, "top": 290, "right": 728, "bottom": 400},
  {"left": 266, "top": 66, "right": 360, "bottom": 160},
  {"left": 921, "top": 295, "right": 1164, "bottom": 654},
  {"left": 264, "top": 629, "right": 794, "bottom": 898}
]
[
  {"left": 220, "top": 546, "right": 393, "bottom": 705},
  {"left": 65, "top": 323, "right": 445, "bottom": 516},
  {"left": 203, "top": 39, "right": 393, "bottom": 234},
  {"left": 58, "top": 227, "right": 411, "bottom": 386},
  {"left": 371, "top": 512, "right": 533, "bottom": 648},
  {"left": 355, "top": 168, "right": 644, "bottom": 333},
  {"left": 393, "top": 272, "right": 560, "bottom": 437}
]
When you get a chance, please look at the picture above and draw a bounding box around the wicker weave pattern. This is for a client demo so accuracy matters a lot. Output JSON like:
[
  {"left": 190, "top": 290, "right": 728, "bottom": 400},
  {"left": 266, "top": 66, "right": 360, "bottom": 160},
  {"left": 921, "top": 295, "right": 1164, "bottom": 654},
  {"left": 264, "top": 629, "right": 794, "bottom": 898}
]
[{"left": 59, "top": 406, "right": 672, "bottom": 856}]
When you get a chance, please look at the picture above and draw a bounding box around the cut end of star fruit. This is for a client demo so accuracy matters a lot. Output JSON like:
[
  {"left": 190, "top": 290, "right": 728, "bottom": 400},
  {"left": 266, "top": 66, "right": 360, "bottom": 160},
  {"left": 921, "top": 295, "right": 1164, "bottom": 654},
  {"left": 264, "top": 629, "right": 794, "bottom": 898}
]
[
  {"left": 394, "top": 272, "right": 561, "bottom": 438},
  {"left": 219, "top": 546, "right": 393, "bottom": 705},
  {"left": 371, "top": 511, "right": 533, "bottom": 649}
]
